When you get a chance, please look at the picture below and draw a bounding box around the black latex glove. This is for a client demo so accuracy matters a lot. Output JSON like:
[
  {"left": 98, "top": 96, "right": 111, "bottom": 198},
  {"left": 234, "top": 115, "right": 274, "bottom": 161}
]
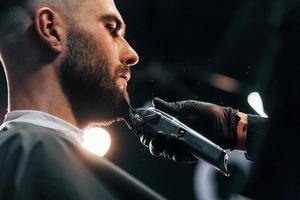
[
  {"left": 152, "top": 98, "right": 239, "bottom": 150},
  {"left": 137, "top": 113, "right": 198, "bottom": 163},
  {"left": 143, "top": 130, "right": 198, "bottom": 163}
]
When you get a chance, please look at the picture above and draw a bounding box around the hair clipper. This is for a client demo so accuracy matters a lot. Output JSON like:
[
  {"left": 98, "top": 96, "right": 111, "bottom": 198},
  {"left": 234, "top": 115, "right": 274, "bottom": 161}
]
[{"left": 125, "top": 106, "right": 229, "bottom": 176}]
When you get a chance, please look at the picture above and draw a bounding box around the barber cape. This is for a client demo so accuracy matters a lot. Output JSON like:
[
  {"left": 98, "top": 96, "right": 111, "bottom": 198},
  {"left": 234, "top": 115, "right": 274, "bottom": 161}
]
[{"left": 0, "top": 111, "right": 164, "bottom": 200}]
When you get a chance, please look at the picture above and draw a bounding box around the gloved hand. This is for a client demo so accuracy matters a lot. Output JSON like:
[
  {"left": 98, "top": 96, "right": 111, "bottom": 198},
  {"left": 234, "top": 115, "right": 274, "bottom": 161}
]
[
  {"left": 144, "top": 130, "right": 198, "bottom": 163},
  {"left": 138, "top": 98, "right": 239, "bottom": 163},
  {"left": 152, "top": 97, "right": 239, "bottom": 150}
]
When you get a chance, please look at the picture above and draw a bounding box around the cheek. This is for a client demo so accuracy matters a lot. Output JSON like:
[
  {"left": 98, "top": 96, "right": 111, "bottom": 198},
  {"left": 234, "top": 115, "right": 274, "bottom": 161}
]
[
  {"left": 96, "top": 32, "right": 118, "bottom": 58},
  {"left": 90, "top": 31, "right": 120, "bottom": 81},
  {"left": 100, "top": 47, "right": 119, "bottom": 79}
]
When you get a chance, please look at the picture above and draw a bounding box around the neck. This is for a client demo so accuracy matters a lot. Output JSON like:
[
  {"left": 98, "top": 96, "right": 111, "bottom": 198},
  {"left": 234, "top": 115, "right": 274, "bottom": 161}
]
[{"left": 7, "top": 65, "right": 79, "bottom": 128}]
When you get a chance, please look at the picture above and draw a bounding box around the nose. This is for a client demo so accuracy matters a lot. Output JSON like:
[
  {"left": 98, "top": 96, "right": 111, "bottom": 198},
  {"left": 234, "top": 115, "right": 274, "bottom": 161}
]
[{"left": 119, "top": 38, "right": 139, "bottom": 67}]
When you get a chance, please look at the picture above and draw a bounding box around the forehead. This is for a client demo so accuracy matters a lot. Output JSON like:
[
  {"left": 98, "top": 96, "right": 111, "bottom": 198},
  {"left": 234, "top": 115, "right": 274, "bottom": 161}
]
[{"left": 75, "top": 0, "right": 122, "bottom": 20}]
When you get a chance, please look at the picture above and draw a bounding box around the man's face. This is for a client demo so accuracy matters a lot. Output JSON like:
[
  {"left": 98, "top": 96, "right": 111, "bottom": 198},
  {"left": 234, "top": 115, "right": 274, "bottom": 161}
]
[{"left": 59, "top": 0, "right": 139, "bottom": 127}]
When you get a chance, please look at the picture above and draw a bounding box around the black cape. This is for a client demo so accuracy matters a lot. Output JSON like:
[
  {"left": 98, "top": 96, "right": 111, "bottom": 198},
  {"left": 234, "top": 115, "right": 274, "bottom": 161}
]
[{"left": 0, "top": 122, "right": 165, "bottom": 200}]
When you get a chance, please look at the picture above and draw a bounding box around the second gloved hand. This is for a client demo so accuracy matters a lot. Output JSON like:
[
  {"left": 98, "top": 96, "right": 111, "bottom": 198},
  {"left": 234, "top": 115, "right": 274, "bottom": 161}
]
[
  {"left": 147, "top": 130, "right": 198, "bottom": 163},
  {"left": 152, "top": 98, "right": 239, "bottom": 150}
]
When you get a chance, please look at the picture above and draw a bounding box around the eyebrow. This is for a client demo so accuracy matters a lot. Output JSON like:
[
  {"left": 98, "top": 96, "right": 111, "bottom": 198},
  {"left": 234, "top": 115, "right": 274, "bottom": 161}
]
[{"left": 100, "top": 14, "right": 126, "bottom": 37}]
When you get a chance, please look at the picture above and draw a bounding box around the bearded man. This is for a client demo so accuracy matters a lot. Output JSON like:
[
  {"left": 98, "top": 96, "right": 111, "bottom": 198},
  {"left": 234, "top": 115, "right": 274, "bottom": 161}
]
[
  {"left": 0, "top": 0, "right": 166, "bottom": 199},
  {"left": 0, "top": 0, "right": 276, "bottom": 198}
]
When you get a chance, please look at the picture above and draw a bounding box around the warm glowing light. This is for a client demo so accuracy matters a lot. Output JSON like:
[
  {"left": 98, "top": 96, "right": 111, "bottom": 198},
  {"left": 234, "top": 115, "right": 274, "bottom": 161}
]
[
  {"left": 247, "top": 92, "right": 268, "bottom": 118},
  {"left": 82, "top": 127, "right": 111, "bottom": 157},
  {"left": 209, "top": 73, "right": 240, "bottom": 93}
]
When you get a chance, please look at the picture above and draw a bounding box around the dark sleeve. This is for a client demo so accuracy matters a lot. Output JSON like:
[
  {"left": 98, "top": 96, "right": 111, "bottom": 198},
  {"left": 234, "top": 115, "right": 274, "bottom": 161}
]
[
  {"left": 0, "top": 126, "right": 117, "bottom": 200},
  {"left": 0, "top": 129, "right": 28, "bottom": 200},
  {"left": 27, "top": 131, "right": 118, "bottom": 200},
  {"left": 244, "top": 114, "right": 268, "bottom": 160},
  {"left": 0, "top": 123, "right": 165, "bottom": 200}
]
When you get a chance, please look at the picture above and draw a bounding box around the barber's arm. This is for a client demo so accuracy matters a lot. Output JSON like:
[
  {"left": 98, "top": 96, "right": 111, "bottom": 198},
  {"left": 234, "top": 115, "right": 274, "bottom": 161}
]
[{"left": 139, "top": 98, "right": 268, "bottom": 162}]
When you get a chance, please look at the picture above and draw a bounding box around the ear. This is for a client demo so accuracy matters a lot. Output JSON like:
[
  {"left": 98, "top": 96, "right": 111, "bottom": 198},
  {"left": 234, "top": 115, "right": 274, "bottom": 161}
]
[{"left": 34, "top": 7, "right": 66, "bottom": 53}]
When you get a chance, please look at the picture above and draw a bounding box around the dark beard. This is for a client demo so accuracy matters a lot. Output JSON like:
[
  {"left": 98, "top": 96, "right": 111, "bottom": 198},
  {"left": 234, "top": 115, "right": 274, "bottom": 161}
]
[{"left": 59, "top": 28, "right": 130, "bottom": 127}]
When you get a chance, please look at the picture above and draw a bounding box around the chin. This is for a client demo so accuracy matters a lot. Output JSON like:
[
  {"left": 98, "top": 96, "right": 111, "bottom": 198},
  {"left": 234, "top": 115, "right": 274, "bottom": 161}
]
[
  {"left": 83, "top": 90, "right": 130, "bottom": 128},
  {"left": 91, "top": 117, "right": 123, "bottom": 128},
  {"left": 122, "top": 91, "right": 130, "bottom": 105},
  {"left": 79, "top": 111, "right": 124, "bottom": 129}
]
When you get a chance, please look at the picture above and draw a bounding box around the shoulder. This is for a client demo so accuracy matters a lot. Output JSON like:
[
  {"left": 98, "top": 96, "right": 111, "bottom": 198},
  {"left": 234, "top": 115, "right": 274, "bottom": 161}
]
[
  {"left": 1, "top": 121, "right": 63, "bottom": 136},
  {"left": 0, "top": 122, "right": 77, "bottom": 153},
  {"left": 0, "top": 121, "right": 83, "bottom": 173}
]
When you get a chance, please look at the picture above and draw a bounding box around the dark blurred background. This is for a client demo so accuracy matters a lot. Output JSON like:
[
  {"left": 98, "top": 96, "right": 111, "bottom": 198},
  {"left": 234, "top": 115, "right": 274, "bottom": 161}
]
[{"left": 1, "top": 0, "right": 299, "bottom": 199}]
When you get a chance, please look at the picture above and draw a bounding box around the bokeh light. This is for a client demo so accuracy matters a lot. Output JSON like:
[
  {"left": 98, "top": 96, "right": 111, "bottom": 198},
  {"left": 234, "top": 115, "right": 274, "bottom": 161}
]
[
  {"left": 82, "top": 127, "right": 111, "bottom": 157},
  {"left": 247, "top": 92, "right": 268, "bottom": 118}
]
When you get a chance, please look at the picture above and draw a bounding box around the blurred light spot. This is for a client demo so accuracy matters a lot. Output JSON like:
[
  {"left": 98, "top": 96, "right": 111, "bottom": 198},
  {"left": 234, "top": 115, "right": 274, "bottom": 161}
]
[
  {"left": 247, "top": 92, "right": 268, "bottom": 118},
  {"left": 82, "top": 127, "right": 111, "bottom": 157},
  {"left": 209, "top": 73, "right": 240, "bottom": 93},
  {"left": 194, "top": 151, "right": 252, "bottom": 200}
]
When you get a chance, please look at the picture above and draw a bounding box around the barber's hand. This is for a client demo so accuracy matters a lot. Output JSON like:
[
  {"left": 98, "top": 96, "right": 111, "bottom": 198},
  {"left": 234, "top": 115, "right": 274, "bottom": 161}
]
[
  {"left": 140, "top": 130, "right": 198, "bottom": 163},
  {"left": 152, "top": 98, "right": 239, "bottom": 150}
]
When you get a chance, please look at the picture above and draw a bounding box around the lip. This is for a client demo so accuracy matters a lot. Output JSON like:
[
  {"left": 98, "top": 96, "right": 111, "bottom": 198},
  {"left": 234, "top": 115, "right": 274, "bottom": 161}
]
[
  {"left": 117, "top": 76, "right": 128, "bottom": 90},
  {"left": 116, "top": 69, "right": 131, "bottom": 90},
  {"left": 120, "top": 76, "right": 128, "bottom": 85},
  {"left": 120, "top": 72, "right": 131, "bottom": 82}
]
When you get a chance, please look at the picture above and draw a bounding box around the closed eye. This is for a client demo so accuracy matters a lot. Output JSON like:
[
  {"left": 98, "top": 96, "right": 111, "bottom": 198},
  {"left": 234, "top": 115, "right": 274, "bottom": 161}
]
[
  {"left": 105, "top": 23, "right": 118, "bottom": 35},
  {"left": 101, "top": 14, "right": 126, "bottom": 37}
]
